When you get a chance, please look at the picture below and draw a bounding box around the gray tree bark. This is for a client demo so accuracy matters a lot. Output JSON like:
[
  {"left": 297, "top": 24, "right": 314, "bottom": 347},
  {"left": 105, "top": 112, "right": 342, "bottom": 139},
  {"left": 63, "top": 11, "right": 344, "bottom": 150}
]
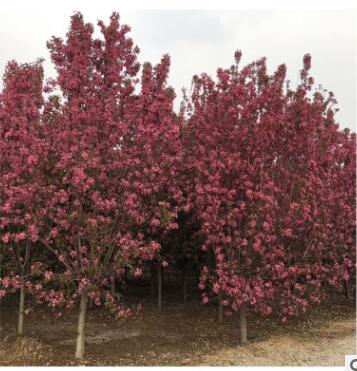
[
  {"left": 150, "top": 262, "right": 155, "bottom": 298},
  {"left": 17, "top": 241, "right": 30, "bottom": 336},
  {"left": 344, "top": 279, "right": 351, "bottom": 300},
  {"left": 75, "top": 292, "right": 88, "bottom": 359},
  {"left": 218, "top": 290, "right": 223, "bottom": 323},
  {"left": 17, "top": 277, "right": 25, "bottom": 336},
  {"left": 157, "top": 263, "right": 162, "bottom": 310},
  {"left": 182, "top": 262, "right": 188, "bottom": 303},
  {"left": 239, "top": 305, "right": 247, "bottom": 344},
  {"left": 110, "top": 275, "right": 116, "bottom": 296}
]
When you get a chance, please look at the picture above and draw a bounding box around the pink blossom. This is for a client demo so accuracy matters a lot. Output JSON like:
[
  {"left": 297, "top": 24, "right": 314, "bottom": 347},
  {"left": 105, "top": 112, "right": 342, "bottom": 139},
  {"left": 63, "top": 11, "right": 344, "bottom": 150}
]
[
  {"left": 263, "top": 222, "right": 270, "bottom": 231},
  {"left": 134, "top": 267, "right": 142, "bottom": 277},
  {"left": 202, "top": 296, "right": 209, "bottom": 304},
  {"left": 2, "top": 233, "right": 10, "bottom": 244},
  {"left": 44, "top": 271, "right": 54, "bottom": 282}
]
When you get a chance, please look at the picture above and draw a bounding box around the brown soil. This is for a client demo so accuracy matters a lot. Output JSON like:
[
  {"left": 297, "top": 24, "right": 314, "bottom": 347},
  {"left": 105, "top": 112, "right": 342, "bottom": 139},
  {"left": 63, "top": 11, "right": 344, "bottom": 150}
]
[{"left": 0, "top": 290, "right": 355, "bottom": 366}]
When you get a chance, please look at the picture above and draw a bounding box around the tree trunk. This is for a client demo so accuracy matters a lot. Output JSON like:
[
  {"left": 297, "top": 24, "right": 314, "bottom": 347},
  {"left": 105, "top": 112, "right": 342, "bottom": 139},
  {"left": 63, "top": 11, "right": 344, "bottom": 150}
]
[
  {"left": 17, "top": 277, "right": 25, "bottom": 336},
  {"left": 110, "top": 275, "right": 116, "bottom": 296},
  {"left": 17, "top": 241, "right": 30, "bottom": 336},
  {"left": 182, "top": 262, "right": 188, "bottom": 303},
  {"left": 239, "top": 305, "right": 247, "bottom": 344},
  {"left": 158, "top": 263, "right": 162, "bottom": 310},
  {"left": 344, "top": 279, "right": 351, "bottom": 301},
  {"left": 218, "top": 290, "right": 223, "bottom": 323},
  {"left": 75, "top": 292, "right": 88, "bottom": 359},
  {"left": 150, "top": 262, "right": 155, "bottom": 298}
]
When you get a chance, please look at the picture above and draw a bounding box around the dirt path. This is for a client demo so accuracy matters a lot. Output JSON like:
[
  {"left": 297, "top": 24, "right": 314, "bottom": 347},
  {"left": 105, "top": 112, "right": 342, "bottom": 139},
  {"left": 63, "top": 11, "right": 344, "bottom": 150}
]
[
  {"left": 199, "top": 319, "right": 356, "bottom": 366},
  {"left": 0, "top": 293, "right": 355, "bottom": 366}
]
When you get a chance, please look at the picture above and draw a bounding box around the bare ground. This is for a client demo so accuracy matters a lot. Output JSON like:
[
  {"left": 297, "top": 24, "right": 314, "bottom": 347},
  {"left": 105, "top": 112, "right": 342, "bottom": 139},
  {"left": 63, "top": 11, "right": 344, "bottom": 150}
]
[
  {"left": 0, "top": 289, "right": 355, "bottom": 366},
  {"left": 201, "top": 318, "right": 356, "bottom": 366}
]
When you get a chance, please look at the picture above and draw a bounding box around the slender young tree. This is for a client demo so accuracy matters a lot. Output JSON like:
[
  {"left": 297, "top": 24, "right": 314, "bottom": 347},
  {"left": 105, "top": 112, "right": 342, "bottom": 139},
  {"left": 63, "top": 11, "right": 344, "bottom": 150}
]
[
  {"left": 119, "top": 55, "right": 181, "bottom": 308},
  {"left": 0, "top": 60, "right": 45, "bottom": 335},
  {"left": 182, "top": 51, "right": 356, "bottom": 341},
  {"left": 41, "top": 13, "right": 151, "bottom": 359},
  {"left": 41, "top": 12, "right": 179, "bottom": 358}
]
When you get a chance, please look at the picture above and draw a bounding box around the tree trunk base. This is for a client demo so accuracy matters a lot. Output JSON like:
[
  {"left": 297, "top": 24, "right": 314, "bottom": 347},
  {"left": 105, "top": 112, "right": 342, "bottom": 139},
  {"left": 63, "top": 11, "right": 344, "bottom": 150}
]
[
  {"left": 18, "top": 279, "right": 25, "bottom": 336},
  {"left": 344, "top": 280, "right": 351, "bottom": 301},
  {"left": 182, "top": 263, "right": 188, "bottom": 303},
  {"left": 218, "top": 290, "right": 223, "bottom": 323},
  {"left": 75, "top": 292, "right": 88, "bottom": 359},
  {"left": 158, "top": 263, "right": 162, "bottom": 310},
  {"left": 239, "top": 305, "right": 247, "bottom": 344},
  {"left": 150, "top": 262, "right": 155, "bottom": 298}
]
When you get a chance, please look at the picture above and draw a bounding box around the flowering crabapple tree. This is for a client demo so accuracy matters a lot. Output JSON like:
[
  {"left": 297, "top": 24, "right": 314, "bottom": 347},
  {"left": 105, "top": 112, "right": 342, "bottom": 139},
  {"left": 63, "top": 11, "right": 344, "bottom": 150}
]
[
  {"left": 38, "top": 12, "right": 181, "bottom": 358},
  {"left": 119, "top": 55, "right": 181, "bottom": 309},
  {"left": 181, "top": 51, "right": 356, "bottom": 343},
  {"left": 322, "top": 128, "right": 356, "bottom": 298},
  {"left": 37, "top": 12, "right": 136, "bottom": 358},
  {"left": 181, "top": 53, "right": 287, "bottom": 340},
  {"left": 0, "top": 60, "right": 46, "bottom": 335},
  {"left": 266, "top": 56, "right": 356, "bottom": 309}
]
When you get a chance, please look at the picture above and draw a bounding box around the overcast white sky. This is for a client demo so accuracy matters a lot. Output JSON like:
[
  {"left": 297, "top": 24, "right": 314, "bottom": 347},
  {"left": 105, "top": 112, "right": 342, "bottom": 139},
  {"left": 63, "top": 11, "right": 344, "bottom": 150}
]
[{"left": 0, "top": 2, "right": 355, "bottom": 130}]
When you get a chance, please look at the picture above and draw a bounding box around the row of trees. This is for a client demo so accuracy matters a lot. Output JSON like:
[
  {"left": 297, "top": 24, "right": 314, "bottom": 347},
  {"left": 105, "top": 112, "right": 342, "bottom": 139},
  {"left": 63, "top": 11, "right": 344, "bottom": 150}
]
[{"left": 0, "top": 12, "right": 355, "bottom": 359}]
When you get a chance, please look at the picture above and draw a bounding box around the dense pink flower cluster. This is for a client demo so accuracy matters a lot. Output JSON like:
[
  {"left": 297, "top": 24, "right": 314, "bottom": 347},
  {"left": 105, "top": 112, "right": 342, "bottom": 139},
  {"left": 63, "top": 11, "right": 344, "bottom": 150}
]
[{"left": 181, "top": 53, "right": 355, "bottom": 320}]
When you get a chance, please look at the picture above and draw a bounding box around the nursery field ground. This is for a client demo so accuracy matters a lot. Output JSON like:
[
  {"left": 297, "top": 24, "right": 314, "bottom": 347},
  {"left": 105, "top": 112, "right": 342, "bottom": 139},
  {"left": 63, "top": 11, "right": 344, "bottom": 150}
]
[{"left": 0, "top": 288, "right": 355, "bottom": 366}]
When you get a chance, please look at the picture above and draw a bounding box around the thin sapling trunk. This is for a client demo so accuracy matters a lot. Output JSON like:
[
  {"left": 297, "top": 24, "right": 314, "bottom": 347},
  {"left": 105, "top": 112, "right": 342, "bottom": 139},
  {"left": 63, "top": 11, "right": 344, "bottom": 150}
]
[
  {"left": 150, "top": 261, "right": 155, "bottom": 298},
  {"left": 344, "top": 279, "right": 351, "bottom": 301},
  {"left": 182, "top": 261, "right": 188, "bottom": 303},
  {"left": 218, "top": 289, "right": 223, "bottom": 323},
  {"left": 75, "top": 291, "right": 88, "bottom": 359},
  {"left": 17, "top": 241, "right": 30, "bottom": 336},
  {"left": 157, "top": 263, "right": 162, "bottom": 310},
  {"left": 17, "top": 275, "right": 25, "bottom": 336},
  {"left": 239, "top": 305, "right": 247, "bottom": 344},
  {"left": 110, "top": 275, "right": 116, "bottom": 296}
]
